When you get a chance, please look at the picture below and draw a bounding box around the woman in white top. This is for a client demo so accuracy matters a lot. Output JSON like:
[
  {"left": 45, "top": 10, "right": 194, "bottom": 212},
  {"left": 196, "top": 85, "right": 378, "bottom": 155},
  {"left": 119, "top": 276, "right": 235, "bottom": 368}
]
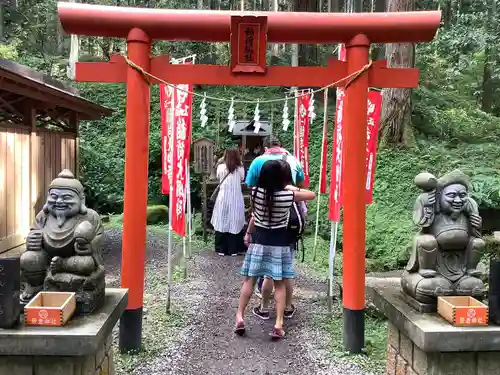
[{"left": 210, "top": 148, "right": 246, "bottom": 256}]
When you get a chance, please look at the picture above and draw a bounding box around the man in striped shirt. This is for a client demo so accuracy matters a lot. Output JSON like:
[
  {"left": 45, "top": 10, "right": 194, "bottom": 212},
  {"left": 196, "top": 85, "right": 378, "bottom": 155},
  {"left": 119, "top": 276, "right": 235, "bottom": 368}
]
[{"left": 245, "top": 135, "right": 304, "bottom": 320}]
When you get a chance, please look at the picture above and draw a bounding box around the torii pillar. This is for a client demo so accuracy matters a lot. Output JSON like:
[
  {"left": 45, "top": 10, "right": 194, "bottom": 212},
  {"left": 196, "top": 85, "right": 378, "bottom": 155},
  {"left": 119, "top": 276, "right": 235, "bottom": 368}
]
[{"left": 58, "top": 2, "right": 440, "bottom": 354}]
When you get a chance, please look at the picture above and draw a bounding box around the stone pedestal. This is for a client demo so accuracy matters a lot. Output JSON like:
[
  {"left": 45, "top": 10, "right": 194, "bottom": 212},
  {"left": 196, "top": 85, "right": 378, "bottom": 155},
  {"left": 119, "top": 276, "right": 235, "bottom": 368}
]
[
  {"left": 370, "top": 283, "right": 500, "bottom": 375},
  {"left": 0, "top": 288, "right": 127, "bottom": 375}
]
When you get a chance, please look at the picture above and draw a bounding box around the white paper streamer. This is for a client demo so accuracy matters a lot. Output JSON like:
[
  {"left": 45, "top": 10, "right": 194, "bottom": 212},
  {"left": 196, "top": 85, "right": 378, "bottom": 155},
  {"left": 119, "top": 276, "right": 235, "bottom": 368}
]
[
  {"left": 253, "top": 100, "right": 261, "bottom": 134},
  {"left": 200, "top": 92, "right": 208, "bottom": 127},
  {"left": 308, "top": 90, "right": 316, "bottom": 122},
  {"left": 228, "top": 97, "right": 236, "bottom": 132},
  {"left": 282, "top": 96, "right": 290, "bottom": 131}
]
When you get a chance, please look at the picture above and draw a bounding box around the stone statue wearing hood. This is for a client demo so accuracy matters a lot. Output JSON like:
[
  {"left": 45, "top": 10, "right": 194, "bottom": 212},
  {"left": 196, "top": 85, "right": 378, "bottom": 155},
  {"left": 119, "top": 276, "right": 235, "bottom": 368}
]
[
  {"left": 401, "top": 169, "right": 485, "bottom": 309},
  {"left": 20, "top": 170, "right": 105, "bottom": 314}
]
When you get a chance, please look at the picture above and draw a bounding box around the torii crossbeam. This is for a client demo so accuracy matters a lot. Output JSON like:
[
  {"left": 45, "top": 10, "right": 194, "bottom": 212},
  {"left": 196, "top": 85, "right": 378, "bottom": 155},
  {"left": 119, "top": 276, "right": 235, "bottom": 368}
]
[{"left": 58, "top": 2, "right": 440, "bottom": 354}]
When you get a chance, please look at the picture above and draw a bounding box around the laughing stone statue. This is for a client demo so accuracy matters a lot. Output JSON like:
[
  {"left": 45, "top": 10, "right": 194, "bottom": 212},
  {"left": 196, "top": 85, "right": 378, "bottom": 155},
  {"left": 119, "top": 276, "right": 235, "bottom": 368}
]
[
  {"left": 401, "top": 169, "right": 485, "bottom": 310},
  {"left": 20, "top": 170, "right": 105, "bottom": 314}
]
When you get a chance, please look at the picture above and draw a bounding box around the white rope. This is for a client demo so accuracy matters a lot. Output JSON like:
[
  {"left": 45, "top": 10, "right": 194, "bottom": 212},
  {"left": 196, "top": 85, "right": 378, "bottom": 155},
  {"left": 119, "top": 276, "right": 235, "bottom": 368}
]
[{"left": 123, "top": 53, "right": 373, "bottom": 105}]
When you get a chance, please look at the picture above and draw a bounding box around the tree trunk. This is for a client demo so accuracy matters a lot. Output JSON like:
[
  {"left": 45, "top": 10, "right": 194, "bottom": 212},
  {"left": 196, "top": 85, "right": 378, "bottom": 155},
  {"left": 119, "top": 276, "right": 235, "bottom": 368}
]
[
  {"left": 295, "top": 0, "right": 319, "bottom": 66},
  {"left": 379, "top": 0, "right": 415, "bottom": 146},
  {"left": 442, "top": 0, "right": 452, "bottom": 27},
  {"left": 57, "top": 23, "right": 64, "bottom": 55},
  {"left": 291, "top": 44, "right": 299, "bottom": 68},
  {"left": 481, "top": 0, "right": 496, "bottom": 113},
  {"left": 375, "top": 0, "right": 385, "bottom": 12},
  {"left": 0, "top": 4, "right": 4, "bottom": 42},
  {"left": 371, "top": 0, "right": 386, "bottom": 60},
  {"left": 330, "top": 0, "right": 340, "bottom": 11},
  {"left": 458, "top": 0, "right": 473, "bottom": 14},
  {"left": 197, "top": 0, "right": 204, "bottom": 9},
  {"left": 271, "top": 0, "right": 280, "bottom": 57}
]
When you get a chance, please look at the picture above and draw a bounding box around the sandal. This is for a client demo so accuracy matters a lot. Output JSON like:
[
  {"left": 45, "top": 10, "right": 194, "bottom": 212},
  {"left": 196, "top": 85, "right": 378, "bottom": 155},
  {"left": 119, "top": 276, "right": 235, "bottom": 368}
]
[
  {"left": 270, "top": 327, "right": 286, "bottom": 340},
  {"left": 234, "top": 321, "right": 246, "bottom": 336},
  {"left": 284, "top": 304, "right": 296, "bottom": 319}
]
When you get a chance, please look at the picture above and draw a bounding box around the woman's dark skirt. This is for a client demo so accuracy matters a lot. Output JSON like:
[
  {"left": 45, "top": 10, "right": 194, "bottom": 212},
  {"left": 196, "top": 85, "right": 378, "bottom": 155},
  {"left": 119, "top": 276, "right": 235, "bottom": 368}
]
[{"left": 214, "top": 230, "right": 245, "bottom": 255}]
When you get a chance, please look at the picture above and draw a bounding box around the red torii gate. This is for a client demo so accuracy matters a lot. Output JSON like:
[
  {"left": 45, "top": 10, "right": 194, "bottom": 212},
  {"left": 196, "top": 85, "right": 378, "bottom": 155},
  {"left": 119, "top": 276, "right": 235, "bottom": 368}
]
[{"left": 58, "top": 2, "right": 440, "bottom": 354}]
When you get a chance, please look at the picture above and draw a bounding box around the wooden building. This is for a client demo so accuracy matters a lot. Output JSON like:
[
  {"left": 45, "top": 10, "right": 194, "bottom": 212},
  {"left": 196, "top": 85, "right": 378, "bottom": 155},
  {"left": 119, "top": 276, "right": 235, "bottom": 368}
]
[{"left": 0, "top": 59, "right": 112, "bottom": 254}]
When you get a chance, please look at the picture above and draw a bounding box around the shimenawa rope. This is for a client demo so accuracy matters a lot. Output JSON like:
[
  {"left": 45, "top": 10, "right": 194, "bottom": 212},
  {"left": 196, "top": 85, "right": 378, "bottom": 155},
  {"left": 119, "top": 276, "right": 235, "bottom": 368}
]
[{"left": 121, "top": 53, "right": 373, "bottom": 105}]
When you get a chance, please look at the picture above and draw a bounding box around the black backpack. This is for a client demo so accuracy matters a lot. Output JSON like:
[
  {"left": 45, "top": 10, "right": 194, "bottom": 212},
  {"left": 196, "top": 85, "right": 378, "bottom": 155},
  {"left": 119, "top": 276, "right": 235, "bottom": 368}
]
[
  {"left": 288, "top": 201, "right": 306, "bottom": 262},
  {"left": 278, "top": 153, "right": 307, "bottom": 261}
]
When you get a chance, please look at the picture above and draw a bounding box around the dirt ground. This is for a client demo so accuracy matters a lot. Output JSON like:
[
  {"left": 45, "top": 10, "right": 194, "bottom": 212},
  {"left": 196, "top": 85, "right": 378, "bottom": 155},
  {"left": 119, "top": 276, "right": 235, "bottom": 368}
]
[{"left": 103, "top": 228, "right": 373, "bottom": 375}]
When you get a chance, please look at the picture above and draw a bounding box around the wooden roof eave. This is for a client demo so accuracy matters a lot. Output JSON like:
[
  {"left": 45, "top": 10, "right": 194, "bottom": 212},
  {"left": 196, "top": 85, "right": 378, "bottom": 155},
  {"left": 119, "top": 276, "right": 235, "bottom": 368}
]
[{"left": 0, "top": 66, "right": 112, "bottom": 121}]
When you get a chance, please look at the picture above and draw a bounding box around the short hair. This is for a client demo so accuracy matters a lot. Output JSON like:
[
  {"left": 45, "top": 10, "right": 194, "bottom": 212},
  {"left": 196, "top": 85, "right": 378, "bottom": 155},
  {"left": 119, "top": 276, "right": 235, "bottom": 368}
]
[{"left": 263, "top": 135, "right": 281, "bottom": 148}]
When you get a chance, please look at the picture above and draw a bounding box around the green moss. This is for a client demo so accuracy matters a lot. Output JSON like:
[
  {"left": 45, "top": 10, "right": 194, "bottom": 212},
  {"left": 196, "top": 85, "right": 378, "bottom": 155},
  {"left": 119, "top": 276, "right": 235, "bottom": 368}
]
[
  {"left": 484, "top": 235, "right": 500, "bottom": 258},
  {"left": 146, "top": 205, "right": 169, "bottom": 225}
]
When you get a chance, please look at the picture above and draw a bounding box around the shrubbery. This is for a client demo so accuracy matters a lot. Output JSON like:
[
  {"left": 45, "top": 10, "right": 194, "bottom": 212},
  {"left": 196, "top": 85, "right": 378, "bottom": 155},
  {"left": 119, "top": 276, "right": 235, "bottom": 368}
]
[{"left": 75, "top": 25, "right": 500, "bottom": 273}]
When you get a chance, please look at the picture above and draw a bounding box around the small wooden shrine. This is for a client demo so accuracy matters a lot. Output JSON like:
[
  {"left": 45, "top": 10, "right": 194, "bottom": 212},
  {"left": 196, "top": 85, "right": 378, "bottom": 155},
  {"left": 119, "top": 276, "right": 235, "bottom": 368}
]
[{"left": 230, "top": 119, "right": 271, "bottom": 171}]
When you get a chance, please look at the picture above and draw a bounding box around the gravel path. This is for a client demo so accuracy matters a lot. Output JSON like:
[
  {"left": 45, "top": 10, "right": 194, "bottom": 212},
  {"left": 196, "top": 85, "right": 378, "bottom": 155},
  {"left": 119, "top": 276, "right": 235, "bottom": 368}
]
[
  {"left": 103, "top": 227, "right": 173, "bottom": 286},
  {"left": 135, "top": 251, "right": 370, "bottom": 375},
  {"left": 103, "top": 228, "right": 371, "bottom": 375}
]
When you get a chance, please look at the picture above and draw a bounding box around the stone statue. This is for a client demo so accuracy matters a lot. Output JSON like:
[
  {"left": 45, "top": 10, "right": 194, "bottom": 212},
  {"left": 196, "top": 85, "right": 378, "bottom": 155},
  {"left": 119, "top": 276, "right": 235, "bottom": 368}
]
[
  {"left": 20, "top": 170, "right": 105, "bottom": 314},
  {"left": 401, "top": 169, "right": 485, "bottom": 309}
]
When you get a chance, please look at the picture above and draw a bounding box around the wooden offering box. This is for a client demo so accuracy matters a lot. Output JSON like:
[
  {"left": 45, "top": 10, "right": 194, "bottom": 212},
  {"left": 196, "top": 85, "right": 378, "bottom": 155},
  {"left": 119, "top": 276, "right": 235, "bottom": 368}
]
[
  {"left": 437, "top": 296, "right": 488, "bottom": 326},
  {"left": 24, "top": 292, "right": 76, "bottom": 327}
]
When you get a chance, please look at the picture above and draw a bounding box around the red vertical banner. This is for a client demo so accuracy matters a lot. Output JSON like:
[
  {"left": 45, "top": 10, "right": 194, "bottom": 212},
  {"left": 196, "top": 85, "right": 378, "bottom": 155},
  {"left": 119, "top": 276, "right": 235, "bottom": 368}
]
[
  {"left": 328, "top": 45, "right": 346, "bottom": 222},
  {"left": 365, "top": 90, "right": 382, "bottom": 204},
  {"left": 170, "top": 83, "right": 193, "bottom": 236},
  {"left": 296, "top": 93, "right": 310, "bottom": 188},
  {"left": 328, "top": 90, "right": 382, "bottom": 221},
  {"left": 328, "top": 46, "right": 382, "bottom": 220},
  {"left": 328, "top": 88, "right": 345, "bottom": 222},
  {"left": 160, "top": 84, "right": 173, "bottom": 194},
  {"left": 319, "top": 91, "right": 329, "bottom": 194}
]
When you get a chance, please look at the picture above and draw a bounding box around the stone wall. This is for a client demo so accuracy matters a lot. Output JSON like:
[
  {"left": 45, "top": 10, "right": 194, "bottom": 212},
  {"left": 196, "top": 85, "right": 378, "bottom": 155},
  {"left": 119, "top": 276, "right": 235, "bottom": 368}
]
[
  {"left": 0, "top": 333, "right": 114, "bottom": 375},
  {"left": 385, "top": 322, "right": 500, "bottom": 375}
]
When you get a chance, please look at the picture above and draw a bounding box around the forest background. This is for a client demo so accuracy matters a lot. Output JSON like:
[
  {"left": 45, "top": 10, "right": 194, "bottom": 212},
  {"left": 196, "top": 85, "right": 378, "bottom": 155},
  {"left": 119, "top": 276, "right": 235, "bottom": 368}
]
[{"left": 1, "top": 0, "right": 500, "bottom": 274}]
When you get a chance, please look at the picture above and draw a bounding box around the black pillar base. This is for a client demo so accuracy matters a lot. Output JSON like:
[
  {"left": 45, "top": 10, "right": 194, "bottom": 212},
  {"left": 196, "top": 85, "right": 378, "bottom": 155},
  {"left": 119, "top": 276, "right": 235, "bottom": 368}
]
[
  {"left": 489, "top": 259, "right": 500, "bottom": 325},
  {"left": 343, "top": 307, "right": 364, "bottom": 353},
  {"left": 119, "top": 307, "right": 143, "bottom": 353}
]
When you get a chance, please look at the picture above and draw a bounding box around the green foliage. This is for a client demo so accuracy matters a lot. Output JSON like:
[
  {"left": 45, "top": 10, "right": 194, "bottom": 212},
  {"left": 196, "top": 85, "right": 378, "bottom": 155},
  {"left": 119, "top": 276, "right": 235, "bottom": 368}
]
[
  {"left": 77, "top": 83, "right": 127, "bottom": 212},
  {"left": 76, "top": 75, "right": 500, "bottom": 272},
  {"left": 364, "top": 143, "right": 500, "bottom": 269},
  {"left": 5, "top": 0, "right": 500, "bottom": 275},
  {"left": 313, "top": 302, "right": 387, "bottom": 373},
  {"left": 0, "top": 42, "right": 18, "bottom": 59},
  {"left": 484, "top": 235, "right": 500, "bottom": 258}
]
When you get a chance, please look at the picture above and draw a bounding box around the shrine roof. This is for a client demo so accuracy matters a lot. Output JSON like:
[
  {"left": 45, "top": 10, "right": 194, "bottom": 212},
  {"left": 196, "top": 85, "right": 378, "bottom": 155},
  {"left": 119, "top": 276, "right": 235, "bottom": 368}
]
[
  {"left": 232, "top": 119, "right": 271, "bottom": 136},
  {"left": 0, "top": 59, "right": 112, "bottom": 132}
]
